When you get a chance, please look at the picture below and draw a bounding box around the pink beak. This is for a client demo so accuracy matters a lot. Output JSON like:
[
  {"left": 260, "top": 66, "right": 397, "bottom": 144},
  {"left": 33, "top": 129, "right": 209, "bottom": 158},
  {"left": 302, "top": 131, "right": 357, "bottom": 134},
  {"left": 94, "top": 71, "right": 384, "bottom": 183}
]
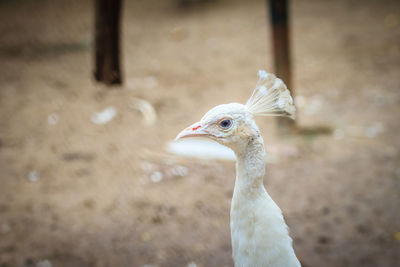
[{"left": 175, "top": 122, "right": 209, "bottom": 140}]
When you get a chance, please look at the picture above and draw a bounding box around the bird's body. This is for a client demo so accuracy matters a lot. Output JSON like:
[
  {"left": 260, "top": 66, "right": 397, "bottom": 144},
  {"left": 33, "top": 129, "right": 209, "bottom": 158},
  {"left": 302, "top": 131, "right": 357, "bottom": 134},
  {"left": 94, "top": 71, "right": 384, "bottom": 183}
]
[{"left": 176, "top": 71, "right": 301, "bottom": 266}]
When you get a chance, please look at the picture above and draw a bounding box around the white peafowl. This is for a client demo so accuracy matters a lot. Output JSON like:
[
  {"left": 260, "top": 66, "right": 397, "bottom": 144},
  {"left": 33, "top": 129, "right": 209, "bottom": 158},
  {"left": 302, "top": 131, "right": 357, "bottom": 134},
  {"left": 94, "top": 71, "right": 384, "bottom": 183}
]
[{"left": 176, "top": 70, "right": 301, "bottom": 267}]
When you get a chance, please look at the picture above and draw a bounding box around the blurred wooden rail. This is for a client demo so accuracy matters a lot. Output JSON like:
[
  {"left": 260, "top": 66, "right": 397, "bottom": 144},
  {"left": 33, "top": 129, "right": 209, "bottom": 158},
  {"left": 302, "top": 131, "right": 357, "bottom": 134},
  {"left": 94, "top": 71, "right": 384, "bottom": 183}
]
[
  {"left": 94, "top": 0, "right": 122, "bottom": 85},
  {"left": 268, "top": 0, "right": 296, "bottom": 133}
]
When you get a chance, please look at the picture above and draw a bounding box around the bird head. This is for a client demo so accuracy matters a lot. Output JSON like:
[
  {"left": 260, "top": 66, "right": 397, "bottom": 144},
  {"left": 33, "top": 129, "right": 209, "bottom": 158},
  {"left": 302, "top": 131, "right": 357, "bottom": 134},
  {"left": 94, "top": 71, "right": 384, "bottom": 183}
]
[
  {"left": 175, "top": 103, "right": 258, "bottom": 151},
  {"left": 176, "top": 70, "right": 295, "bottom": 152}
]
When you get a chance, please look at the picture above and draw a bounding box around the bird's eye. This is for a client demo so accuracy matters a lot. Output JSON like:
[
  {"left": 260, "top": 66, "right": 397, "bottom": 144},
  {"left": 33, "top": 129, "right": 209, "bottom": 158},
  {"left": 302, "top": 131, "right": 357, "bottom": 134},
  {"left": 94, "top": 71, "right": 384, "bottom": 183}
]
[{"left": 219, "top": 119, "right": 232, "bottom": 129}]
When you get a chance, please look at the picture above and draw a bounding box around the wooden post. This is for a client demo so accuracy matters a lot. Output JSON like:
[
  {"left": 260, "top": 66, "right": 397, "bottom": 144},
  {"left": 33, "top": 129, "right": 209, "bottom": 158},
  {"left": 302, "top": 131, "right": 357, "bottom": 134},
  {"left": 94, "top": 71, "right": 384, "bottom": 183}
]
[
  {"left": 268, "top": 0, "right": 296, "bottom": 133},
  {"left": 94, "top": 0, "right": 122, "bottom": 85}
]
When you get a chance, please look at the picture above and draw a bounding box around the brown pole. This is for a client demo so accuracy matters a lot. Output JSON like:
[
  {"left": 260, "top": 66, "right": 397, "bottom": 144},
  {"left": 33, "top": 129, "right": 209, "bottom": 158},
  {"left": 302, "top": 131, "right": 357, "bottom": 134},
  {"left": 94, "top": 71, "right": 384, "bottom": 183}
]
[
  {"left": 268, "top": 0, "right": 296, "bottom": 133},
  {"left": 94, "top": 0, "right": 122, "bottom": 85}
]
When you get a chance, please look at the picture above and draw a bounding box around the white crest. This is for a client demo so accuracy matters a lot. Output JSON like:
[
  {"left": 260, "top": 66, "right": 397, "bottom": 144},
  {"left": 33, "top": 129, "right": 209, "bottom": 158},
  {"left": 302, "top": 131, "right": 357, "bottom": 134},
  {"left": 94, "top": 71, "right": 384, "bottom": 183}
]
[{"left": 245, "top": 70, "right": 295, "bottom": 119}]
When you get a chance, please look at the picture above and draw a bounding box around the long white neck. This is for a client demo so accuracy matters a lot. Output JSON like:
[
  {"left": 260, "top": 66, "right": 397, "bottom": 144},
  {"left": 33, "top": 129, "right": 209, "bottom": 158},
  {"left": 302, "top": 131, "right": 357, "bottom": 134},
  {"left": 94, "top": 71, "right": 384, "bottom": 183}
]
[
  {"left": 234, "top": 136, "right": 266, "bottom": 199},
  {"left": 230, "top": 135, "right": 301, "bottom": 267}
]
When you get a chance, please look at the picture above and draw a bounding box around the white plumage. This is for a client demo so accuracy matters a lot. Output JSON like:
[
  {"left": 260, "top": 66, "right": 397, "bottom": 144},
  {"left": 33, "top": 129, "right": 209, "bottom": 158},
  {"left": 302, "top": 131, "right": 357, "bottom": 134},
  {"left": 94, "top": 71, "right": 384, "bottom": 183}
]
[
  {"left": 176, "top": 71, "right": 300, "bottom": 267},
  {"left": 246, "top": 70, "right": 295, "bottom": 119}
]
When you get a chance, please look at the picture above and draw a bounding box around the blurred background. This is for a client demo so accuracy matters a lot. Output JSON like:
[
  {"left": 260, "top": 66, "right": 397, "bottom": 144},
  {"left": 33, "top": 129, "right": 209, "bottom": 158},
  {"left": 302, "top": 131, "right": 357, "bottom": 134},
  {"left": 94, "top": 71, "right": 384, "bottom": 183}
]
[{"left": 0, "top": 0, "right": 399, "bottom": 266}]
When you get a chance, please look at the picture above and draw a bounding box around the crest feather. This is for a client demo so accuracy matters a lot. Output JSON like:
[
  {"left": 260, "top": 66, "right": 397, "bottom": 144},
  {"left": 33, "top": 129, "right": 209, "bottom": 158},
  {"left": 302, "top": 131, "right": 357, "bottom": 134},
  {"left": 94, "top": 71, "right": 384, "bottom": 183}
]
[{"left": 245, "top": 70, "right": 296, "bottom": 119}]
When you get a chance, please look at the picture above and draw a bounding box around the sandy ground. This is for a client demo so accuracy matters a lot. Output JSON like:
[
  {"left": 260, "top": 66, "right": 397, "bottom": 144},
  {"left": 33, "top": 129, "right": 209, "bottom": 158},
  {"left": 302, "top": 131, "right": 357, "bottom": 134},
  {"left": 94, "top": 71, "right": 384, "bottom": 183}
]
[{"left": 0, "top": 0, "right": 399, "bottom": 266}]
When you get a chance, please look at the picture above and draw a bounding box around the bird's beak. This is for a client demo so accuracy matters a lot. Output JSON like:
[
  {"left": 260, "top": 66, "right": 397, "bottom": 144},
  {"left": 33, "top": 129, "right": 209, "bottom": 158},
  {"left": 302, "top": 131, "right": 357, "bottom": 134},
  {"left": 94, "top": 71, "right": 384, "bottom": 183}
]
[{"left": 175, "top": 122, "right": 210, "bottom": 140}]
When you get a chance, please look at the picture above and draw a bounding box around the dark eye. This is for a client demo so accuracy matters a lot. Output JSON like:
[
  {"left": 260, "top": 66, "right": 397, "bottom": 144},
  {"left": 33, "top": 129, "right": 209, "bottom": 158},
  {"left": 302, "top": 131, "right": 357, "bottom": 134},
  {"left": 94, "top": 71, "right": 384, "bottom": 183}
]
[{"left": 219, "top": 119, "right": 232, "bottom": 129}]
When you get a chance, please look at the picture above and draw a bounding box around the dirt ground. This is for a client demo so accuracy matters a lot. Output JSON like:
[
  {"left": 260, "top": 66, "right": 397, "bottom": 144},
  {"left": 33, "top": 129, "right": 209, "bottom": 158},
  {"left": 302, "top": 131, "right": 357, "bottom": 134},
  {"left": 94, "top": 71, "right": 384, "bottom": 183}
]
[{"left": 0, "top": 0, "right": 399, "bottom": 266}]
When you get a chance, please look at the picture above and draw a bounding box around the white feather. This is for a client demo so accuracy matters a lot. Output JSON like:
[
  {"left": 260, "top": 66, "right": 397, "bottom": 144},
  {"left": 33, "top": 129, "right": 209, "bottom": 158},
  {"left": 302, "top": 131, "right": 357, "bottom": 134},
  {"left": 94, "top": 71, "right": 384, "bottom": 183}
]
[{"left": 245, "top": 71, "right": 296, "bottom": 119}]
